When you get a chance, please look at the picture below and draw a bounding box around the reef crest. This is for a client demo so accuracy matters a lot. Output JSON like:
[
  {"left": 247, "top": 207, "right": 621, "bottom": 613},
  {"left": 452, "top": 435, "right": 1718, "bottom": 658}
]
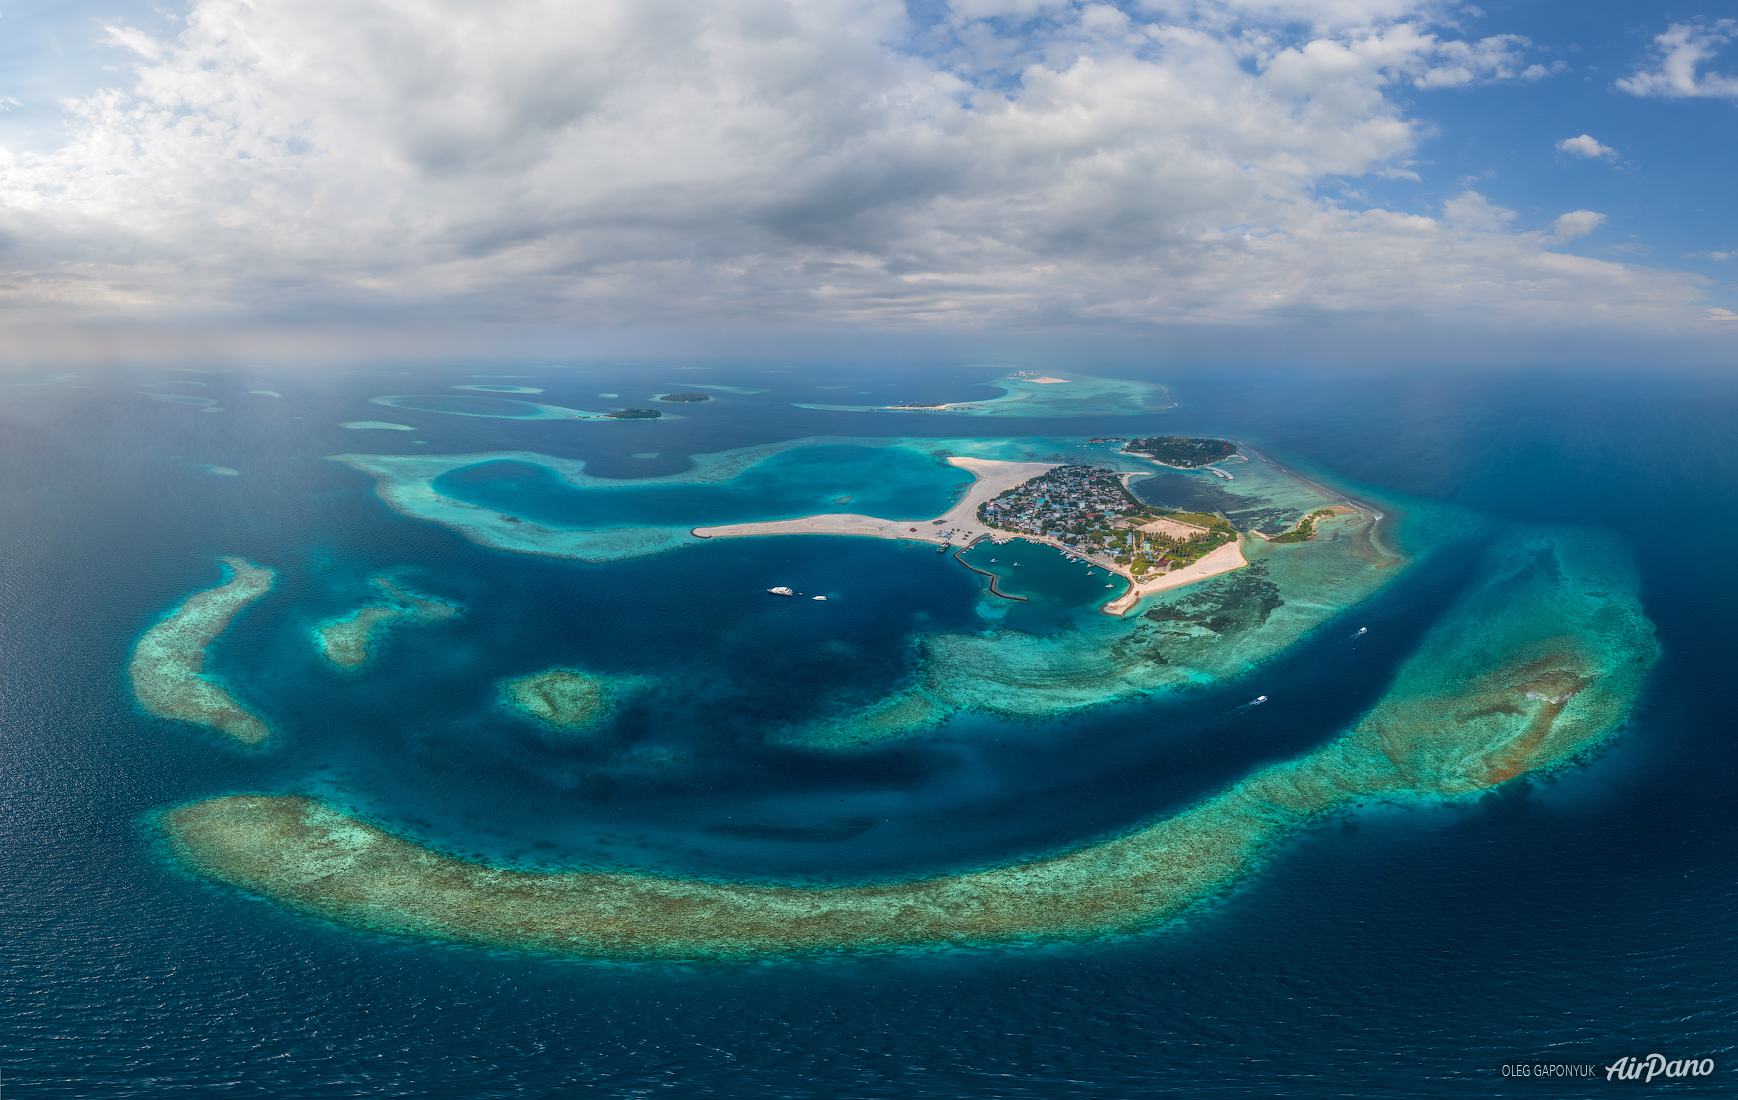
[
  {"left": 314, "top": 577, "right": 461, "bottom": 669},
  {"left": 162, "top": 527, "right": 1654, "bottom": 957},
  {"left": 129, "top": 557, "right": 276, "bottom": 745}
]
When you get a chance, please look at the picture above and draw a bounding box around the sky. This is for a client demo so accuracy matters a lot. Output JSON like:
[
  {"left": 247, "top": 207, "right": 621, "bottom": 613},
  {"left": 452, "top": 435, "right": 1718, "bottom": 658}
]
[{"left": 0, "top": 0, "right": 1736, "bottom": 364}]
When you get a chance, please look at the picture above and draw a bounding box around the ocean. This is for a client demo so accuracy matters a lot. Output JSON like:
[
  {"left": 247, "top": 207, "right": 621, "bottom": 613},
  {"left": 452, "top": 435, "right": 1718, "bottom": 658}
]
[{"left": 0, "top": 362, "right": 1731, "bottom": 1096}]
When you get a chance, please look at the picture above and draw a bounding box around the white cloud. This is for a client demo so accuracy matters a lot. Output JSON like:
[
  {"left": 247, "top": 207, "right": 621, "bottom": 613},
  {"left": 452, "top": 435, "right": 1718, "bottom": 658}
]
[
  {"left": 0, "top": 0, "right": 1710, "bottom": 345},
  {"left": 1556, "top": 134, "right": 1615, "bottom": 159},
  {"left": 1685, "top": 251, "right": 1733, "bottom": 261},
  {"left": 1707, "top": 308, "right": 1738, "bottom": 322},
  {"left": 1617, "top": 20, "right": 1738, "bottom": 99},
  {"left": 1551, "top": 210, "right": 1606, "bottom": 240}
]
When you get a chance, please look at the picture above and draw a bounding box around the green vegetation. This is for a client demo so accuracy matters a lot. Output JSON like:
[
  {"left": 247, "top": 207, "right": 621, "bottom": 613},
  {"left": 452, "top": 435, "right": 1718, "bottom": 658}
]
[
  {"left": 1136, "top": 510, "right": 1237, "bottom": 569},
  {"left": 605, "top": 407, "right": 662, "bottom": 419},
  {"left": 658, "top": 393, "right": 712, "bottom": 403},
  {"left": 976, "top": 467, "right": 1240, "bottom": 576},
  {"left": 1270, "top": 509, "right": 1335, "bottom": 544},
  {"left": 1125, "top": 436, "right": 1238, "bottom": 468}
]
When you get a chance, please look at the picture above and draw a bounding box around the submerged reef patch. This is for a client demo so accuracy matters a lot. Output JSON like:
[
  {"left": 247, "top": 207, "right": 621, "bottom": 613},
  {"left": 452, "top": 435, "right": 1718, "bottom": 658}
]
[
  {"left": 792, "top": 373, "right": 1173, "bottom": 418},
  {"left": 161, "top": 527, "right": 1654, "bottom": 959},
  {"left": 314, "top": 577, "right": 462, "bottom": 669},
  {"left": 786, "top": 506, "right": 1410, "bottom": 748},
  {"left": 369, "top": 394, "right": 615, "bottom": 420},
  {"left": 503, "top": 669, "right": 612, "bottom": 732},
  {"left": 129, "top": 558, "right": 277, "bottom": 745}
]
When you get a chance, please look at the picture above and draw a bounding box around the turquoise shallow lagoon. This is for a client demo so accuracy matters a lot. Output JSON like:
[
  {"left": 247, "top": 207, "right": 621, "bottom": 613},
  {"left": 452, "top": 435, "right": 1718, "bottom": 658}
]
[
  {"left": 2, "top": 363, "right": 1724, "bottom": 1097},
  {"left": 431, "top": 444, "right": 969, "bottom": 530}
]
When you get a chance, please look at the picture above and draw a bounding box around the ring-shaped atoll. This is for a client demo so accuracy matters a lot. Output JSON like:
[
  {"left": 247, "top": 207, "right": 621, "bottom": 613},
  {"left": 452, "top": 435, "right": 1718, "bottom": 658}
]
[{"left": 160, "top": 526, "right": 1655, "bottom": 958}]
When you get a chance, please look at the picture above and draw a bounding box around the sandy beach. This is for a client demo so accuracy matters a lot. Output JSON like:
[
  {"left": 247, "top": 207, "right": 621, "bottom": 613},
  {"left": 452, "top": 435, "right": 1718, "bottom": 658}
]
[
  {"left": 1101, "top": 538, "right": 1249, "bottom": 616},
  {"left": 694, "top": 455, "right": 1250, "bottom": 614},
  {"left": 691, "top": 456, "right": 1057, "bottom": 544}
]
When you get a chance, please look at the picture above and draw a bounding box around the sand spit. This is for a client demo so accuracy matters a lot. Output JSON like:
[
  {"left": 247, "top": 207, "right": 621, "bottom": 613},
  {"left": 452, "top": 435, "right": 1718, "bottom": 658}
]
[
  {"left": 129, "top": 557, "right": 276, "bottom": 745},
  {"left": 693, "top": 457, "right": 1056, "bottom": 544},
  {"left": 698, "top": 456, "right": 1248, "bottom": 614}
]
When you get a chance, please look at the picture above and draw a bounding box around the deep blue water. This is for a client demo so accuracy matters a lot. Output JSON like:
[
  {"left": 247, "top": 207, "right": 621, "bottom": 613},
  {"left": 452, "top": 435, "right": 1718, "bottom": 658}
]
[{"left": 0, "top": 364, "right": 1734, "bottom": 1096}]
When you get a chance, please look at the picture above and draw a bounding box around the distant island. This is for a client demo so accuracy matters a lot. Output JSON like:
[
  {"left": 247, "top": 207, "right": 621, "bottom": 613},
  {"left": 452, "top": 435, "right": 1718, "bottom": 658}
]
[
  {"left": 657, "top": 393, "right": 712, "bottom": 403},
  {"left": 605, "top": 408, "right": 661, "bottom": 419},
  {"left": 1124, "top": 436, "right": 1238, "bottom": 468}
]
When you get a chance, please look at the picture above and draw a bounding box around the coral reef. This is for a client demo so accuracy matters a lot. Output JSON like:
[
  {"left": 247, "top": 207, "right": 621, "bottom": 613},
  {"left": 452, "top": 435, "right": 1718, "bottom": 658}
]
[{"left": 129, "top": 558, "right": 276, "bottom": 745}]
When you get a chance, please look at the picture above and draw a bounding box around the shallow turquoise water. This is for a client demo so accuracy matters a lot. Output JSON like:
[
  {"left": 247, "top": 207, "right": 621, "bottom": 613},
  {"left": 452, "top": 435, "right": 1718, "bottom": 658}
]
[
  {"left": 371, "top": 393, "right": 605, "bottom": 419},
  {"left": 1, "top": 364, "right": 1729, "bottom": 1098},
  {"left": 430, "top": 444, "right": 971, "bottom": 529}
]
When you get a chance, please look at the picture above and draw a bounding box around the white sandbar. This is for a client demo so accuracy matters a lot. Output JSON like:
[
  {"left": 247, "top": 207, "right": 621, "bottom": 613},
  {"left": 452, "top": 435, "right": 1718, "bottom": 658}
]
[{"left": 691, "top": 457, "right": 1057, "bottom": 543}]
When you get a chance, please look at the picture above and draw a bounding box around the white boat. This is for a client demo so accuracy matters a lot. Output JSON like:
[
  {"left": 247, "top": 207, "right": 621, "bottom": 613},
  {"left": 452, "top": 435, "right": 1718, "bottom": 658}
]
[
  {"left": 812, "top": 595, "right": 827, "bottom": 601},
  {"left": 1105, "top": 583, "right": 1113, "bottom": 588},
  {"left": 767, "top": 586, "right": 794, "bottom": 596},
  {"left": 1253, "top": 695, "right": 1267, "bottom": 704}
]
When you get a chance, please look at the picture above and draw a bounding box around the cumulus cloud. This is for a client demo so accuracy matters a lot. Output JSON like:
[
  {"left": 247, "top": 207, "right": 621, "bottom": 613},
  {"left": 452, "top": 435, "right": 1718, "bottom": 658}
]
[
  {"left": 1617, "top": 20, "right": 1738, "bottom": 98},
  {"left": 1708, "top": 308, "right": 1738, "bottom": 322},
  {"left": 1556, "top": 134, "right": 1615, "bottom": 159},
  {"left": 0, "top": 0, "right": 1710, "bottom": 343},
  {"left": 1551, "top": 210, "right": 1606, "bottom": 240}
]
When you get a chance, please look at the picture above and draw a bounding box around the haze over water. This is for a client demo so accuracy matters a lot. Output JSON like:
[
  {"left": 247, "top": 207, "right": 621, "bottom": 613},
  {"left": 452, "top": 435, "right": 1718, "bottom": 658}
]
[{"left": 0, "top": 363, "right": 1732, "bottom": 1096}]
